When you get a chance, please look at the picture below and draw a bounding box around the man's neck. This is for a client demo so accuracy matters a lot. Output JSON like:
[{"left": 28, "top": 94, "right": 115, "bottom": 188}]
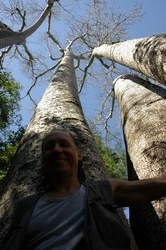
[{"left": 45, "top": 179, "right": 81, "bottom": 199}]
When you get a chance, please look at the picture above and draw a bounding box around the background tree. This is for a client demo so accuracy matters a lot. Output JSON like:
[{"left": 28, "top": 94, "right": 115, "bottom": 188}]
[
  {"left": 0, "top": 72, "right": 21, "bottom": 130},
  {"left": 95, "top": 134, "right": 127, "bottom": 179},
  {"left": 0, "top": 71, "right": 24, "bottom": 182},
  {"left": 0, "top": 127, "right": 25, "bottom": 183}
]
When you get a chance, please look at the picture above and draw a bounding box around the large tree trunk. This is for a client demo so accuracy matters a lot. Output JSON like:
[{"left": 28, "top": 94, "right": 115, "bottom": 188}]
[
  {"left": 0, "top": 49, "right": 109, "bottom": 243},
  {"left": 93, "top": 34, "right": 166, "bottom": 86},
  {"left": 114, "top": 74, "right": 166, "bottom": 250}
]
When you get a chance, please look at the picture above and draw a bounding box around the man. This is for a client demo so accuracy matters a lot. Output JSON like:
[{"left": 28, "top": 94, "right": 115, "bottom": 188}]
[{"left": 2, "top": 130, "right": 166, "bottom": 250}]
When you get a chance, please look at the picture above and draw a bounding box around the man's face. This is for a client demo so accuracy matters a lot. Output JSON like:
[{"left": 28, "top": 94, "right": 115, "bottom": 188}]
[{"left": 42, "top": 131, "right": 82, "bottom": 180}]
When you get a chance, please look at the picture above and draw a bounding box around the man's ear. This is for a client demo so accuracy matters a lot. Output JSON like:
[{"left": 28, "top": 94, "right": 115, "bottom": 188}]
[{"left": 78, "top": 150, "right": 82, "bottom": 160}]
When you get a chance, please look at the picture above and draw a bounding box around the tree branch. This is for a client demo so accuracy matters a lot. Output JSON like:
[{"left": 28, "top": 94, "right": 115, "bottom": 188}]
[{"left": 79, "top": 55, "right": 94, "bottom": 93}]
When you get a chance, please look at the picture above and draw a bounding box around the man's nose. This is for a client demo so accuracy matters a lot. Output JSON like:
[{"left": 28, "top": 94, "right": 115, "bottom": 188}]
[{"left": 53, "top": 144, "right": 62, "bottom": 152}]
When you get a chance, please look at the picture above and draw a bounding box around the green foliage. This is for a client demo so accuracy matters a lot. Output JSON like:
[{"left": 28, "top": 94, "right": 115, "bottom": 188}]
[
  {"left": 95, "top": 135, "right": 127, "bottom": 179},
  {"left": 0, "top": 169, "right": 7, "bottom": 181},
  {"left": 0, "top": 71, "right": 22, "bottom": 130},
  {"left": 0, "top": 71, "right": 24, "bottom": 183},
  {"left": 0, "top": 126, "right": 25, "bottom": 182}
]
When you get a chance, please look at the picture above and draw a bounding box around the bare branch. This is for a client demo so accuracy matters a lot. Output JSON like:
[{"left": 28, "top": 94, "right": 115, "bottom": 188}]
[
  {"left": 15, "top": 8, "right": 26, "bottom": 32},
  {"left": 104, "top": 88, "right": 115, "bottom": 125},
  {"left": 47, "top": 31, "right": 64, "bottom": 53},
  {"left": 0, "top": 46, "right": 13, "bottom": 69},
  {"left": 24, "top": 59, "right": 62, "bottom": 99},
  {"left": 96, "top": 57, "right": 110, "bottom": 69},
  {"left": 22, "top": 43, "right": 34, "bottom": 61},
  {"left": 78, "top": 54, "right": 94, "bottom": 93},
  {"left": 66, "top": 32, "right": 88, "bottom": 50}
]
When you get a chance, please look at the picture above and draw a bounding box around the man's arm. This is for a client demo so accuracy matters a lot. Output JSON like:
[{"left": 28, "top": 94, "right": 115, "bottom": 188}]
[{"left": 110, "top": 174, "right": 166, "bottom": 207}]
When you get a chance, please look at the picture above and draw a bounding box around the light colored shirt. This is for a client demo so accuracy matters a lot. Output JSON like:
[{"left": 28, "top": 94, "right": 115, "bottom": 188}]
[{"left": 25, "top": 185, "right": 86, "bottom": 250}]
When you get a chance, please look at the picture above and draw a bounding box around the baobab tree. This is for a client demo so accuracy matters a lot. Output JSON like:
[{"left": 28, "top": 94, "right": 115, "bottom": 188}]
[{"left": 113, "top": 75, "right": 166, "bottom": 249}]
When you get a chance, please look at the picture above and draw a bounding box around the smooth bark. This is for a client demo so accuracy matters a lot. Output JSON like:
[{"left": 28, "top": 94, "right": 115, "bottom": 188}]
[
  {"left": 93, "top": 34, "right": 166, "bottom": 85},
  {"left": 114, "top": 74, "right": 166, "bottom": 250}
]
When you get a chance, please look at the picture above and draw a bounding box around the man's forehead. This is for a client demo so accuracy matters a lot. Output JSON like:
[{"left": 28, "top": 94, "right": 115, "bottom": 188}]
[{"left": 43, "top": 131, "right": 74, "bottom": 143}]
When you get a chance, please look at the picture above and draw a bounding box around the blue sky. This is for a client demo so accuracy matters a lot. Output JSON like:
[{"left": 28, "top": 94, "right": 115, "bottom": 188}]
[
  {"left": 127, "top": 0, "right": 166, "bottom": 38},
  {"left": 10, "top": 0, "right": 166, "bottom": 131}
]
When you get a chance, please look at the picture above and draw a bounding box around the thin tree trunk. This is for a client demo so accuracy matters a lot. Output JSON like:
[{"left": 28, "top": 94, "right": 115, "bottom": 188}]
[
  {"left": 114, "top": 74, "right": 166, "bottom": 250},
  {"left": 0, "top": 1, "right": 57, "bottom": 49},
  {"left": 93, "top": 34, "right": 166, "bottom": 85},
  {"left": 0, "top": 49, "right": 109, "bottom": 242}
]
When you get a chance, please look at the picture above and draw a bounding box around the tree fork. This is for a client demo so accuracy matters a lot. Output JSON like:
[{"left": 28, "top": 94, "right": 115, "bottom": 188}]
[{"left": 0, "top": 1, "right": 59, "bottom": 49}]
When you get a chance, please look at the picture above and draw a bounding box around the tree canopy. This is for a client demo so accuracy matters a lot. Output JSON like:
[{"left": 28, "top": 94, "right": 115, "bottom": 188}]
[{"left": 0, "top": 0, "right": 142, "bottom": 135}]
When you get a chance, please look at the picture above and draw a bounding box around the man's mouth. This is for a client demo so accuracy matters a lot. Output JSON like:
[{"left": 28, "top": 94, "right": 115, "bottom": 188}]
[{"left": 54, "top": 158, "right": 68, "bottom": 161}]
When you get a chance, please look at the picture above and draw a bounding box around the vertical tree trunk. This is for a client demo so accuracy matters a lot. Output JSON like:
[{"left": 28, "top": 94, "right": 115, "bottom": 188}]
[
  {"left": 93, "top": 34, "right": 166, "bottom": 86},
  {"left": 0, "top": 50, "right": 109, "bottom": 242},
  {"left": 114, "top": 74, "right": 166, "bottom": 249}
]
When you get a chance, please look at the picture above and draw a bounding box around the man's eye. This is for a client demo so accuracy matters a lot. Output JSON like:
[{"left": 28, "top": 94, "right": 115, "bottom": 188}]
[
  {"left": 61, "top": 141, "right": 70, "bottom": 147},
  {"left": 44, "top": 142, "right": 54, "bottom": 150}
]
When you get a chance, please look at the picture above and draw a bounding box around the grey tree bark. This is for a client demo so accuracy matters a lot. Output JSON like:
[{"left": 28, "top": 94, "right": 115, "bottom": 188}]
[
  {"left": 0, "top": 0, "right": 58, "bottom": 49},
  {"left": 0, "top": 49, "right": 109, "bottom": 243},
  {"left": 93, "top": 34, "right": 166, "bottom": 86},
  {"left": 114, "top": 74, "right": 166, "bottom": 250}
]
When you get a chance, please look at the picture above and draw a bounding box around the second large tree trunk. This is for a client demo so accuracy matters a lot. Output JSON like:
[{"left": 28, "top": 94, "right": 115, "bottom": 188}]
[
  {"left": 93, "top": 34, "right": 166, "bottom": 86},
  {"left": 114, "top": 74, "right": 166, "bottom": 250}
]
